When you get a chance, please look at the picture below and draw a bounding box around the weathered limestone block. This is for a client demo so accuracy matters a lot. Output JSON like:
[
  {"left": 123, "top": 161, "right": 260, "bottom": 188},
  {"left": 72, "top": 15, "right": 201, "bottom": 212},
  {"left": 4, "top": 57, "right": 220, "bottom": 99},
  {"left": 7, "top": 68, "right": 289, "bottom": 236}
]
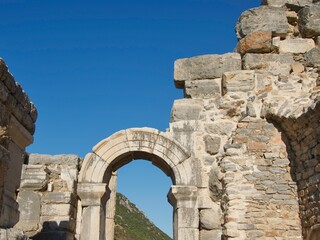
[
  {"left": 305, "top": 47, "right": 320, "bottom": 66},
  {"left": 200, "top": 230, "right": 222, "bottom": 240},
  {"left": 208, "top": 164, "right": 223, "bottom": 202},
  {"left": 0, "top": 228, "right": 29, "bottom": 240},
  {"left": 236, "top": 6, "right": 288, "bottom": 39},
  {"left": 200, "top": 208, "right": 221, "bottom": 230},
  {"left": 174, "top": 53, "right": 241, "bottom": 88},
  {"left": 42, "top": 192, "right": 76, "bottom": 206},
  {"left": 222, "top": 70, "right": 255, "bottom": 95},
  {"left": 185, "top": 79, "right": 221, "bottom": 99},
  {"left": 243, "top": 53, "right": 294, "bottom": 75},
  {"left": 204, "top": 120, "right": 237, "bottom": 137},
  {"left": 298, "top": 6, "right": 320, "bottom": 38},
  {"left": 28, "top": 154, "right": 80, "bottom": 166},
  {"left": 255, "top": 72, "right": 276, "bottom": 96},
  {"left": 41, "top": 204, "right": 74, "bottom": 217},
  {"left": 15, "top": 191, "right": 41, "bottom": 232},
  {"left": 261, "top": 0, "right": 313, "bottom": 9},
  {"left": 204, "top": 135, "right": 221, "bottom": 155},
  {"left": 279, "top": 38, "right": 315, "bottom": 53},
  {"left": 236, "top": 31, "right": 273, "bottom": 54},
  {"left": 170, "top": 99, "right": 203, "bottom": 122},
  {"left": 170, "top": 120, "right": 201, "bottom": 152},
  {"left": 20, "top": 165, "right": 49, "bottom": 191}
]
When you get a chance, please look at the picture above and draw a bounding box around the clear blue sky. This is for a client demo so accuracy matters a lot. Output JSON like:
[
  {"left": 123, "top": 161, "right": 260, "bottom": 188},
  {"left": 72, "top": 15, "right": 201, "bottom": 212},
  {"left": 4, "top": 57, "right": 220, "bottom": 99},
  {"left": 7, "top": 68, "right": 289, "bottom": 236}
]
[{"left": 0, "top": 0, "right": 260, "bottom": 237}]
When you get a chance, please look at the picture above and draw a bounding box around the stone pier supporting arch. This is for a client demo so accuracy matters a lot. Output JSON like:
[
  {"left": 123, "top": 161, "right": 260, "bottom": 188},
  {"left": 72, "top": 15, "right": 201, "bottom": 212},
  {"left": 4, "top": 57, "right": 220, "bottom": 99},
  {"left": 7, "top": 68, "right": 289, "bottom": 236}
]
[{"left": 78, "top": 128, "right": 201, "bottom": 240}]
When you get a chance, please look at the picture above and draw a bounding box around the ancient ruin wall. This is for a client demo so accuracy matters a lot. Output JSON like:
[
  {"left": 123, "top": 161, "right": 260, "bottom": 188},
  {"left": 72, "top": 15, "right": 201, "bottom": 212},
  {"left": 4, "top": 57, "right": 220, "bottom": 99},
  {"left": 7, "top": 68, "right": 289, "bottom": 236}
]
[
  {"left": 0, "top": 59, "right": 37, "bottom": 229},
  {"left": 0, "top": 1, "right": 320, "bottom": 240},
  {"left": 170, "top": 0, "right": 320, "bottom": 239}
]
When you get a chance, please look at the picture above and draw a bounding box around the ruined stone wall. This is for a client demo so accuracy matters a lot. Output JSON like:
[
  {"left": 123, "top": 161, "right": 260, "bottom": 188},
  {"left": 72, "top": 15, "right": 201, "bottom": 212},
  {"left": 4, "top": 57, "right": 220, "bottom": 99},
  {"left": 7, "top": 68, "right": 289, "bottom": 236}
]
[
  {"left": 15, "top": 154, "right": 81, "bottom": 240},
  {"left": 0, "top": 59, "right": 37, "bottom": 230},
  {"left": 170, "top": 0, "right": 320, "bottom": 239}
]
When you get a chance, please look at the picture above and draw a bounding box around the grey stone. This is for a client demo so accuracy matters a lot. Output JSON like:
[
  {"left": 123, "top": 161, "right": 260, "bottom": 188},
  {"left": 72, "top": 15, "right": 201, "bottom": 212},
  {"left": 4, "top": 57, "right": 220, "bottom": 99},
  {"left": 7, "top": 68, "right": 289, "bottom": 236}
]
[
  {"left": 298, "top": 6, "right": 320, "bottom": 38},
  {"left": 235, "top": 6, "right": 288, "bottom": 39},
  {"left": 170, "top": 99, "right": 203, "bottom": 122},
  {"left": 174, "top": 53, "right": 241, "bottom": 88},
  {"left": 16, "top": 191, "right": 40, "bottom": 232},
  {"left": 243, "top": 53, "right": 294, "bottom": 75},
  {"left": 28, "top": 154, "right": 80, "bottom": 166},
  {"left": 305, "top": 48, "right": 320, "bottom": 67},
  {"left": 185, "top": 79, "right": 221, "bottom": 99},
  {"left": 204, "top": 135, "right": 221, "bottom": 155}
]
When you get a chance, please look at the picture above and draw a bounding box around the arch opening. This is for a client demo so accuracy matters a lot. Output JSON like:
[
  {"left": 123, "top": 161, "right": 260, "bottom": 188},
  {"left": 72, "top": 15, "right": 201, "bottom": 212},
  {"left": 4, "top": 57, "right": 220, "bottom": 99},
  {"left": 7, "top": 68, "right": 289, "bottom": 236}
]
[{"left": 77, "top": 128, "right": 200, "bottom": 240}]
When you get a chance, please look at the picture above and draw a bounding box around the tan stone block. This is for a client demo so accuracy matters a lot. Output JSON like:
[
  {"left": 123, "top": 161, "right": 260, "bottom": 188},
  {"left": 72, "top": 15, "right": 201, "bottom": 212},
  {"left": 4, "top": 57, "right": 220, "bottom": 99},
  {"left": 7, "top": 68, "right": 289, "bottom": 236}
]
[{"left": 279, "top": 38, "right": 315, "bottom": 53}]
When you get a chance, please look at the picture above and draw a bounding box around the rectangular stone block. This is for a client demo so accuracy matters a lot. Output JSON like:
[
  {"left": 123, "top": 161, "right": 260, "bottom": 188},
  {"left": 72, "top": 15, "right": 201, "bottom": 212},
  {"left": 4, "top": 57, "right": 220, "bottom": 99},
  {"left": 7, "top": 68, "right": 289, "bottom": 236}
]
[
  {"left": 200, "top": 230, "right": 222, "bottom": 240},
  {"left": 170, "top": 99, "right": 203, "bottom": 122},
  {"left": 175, "top": 208, "right": 199, "bottom": 228},
  {"left": 222, "top": 70, "right": 255, "bottom": 95},
  {"left": 177, "top": 228, "right": 199, "bottom": 240},
  {"left": 41, "top": 204, "right": 74, "bottom": 217},
  {"left": 15, "top": 191, "right": 40, "bottom": 232},
  {"left": 185, "top": 79, "right": 221, "bottom": 99},
  {"left": 42, "top": 192, "right": 76, "bottom": 206},
  {"left": 279, "top": 38, "right": 315, "bottom": 53},
  {"left": 28, "top": 154, "right": 80, "bottom": 166},
  {"left": 243, "top": 53, "right": 294, "bottom": 75},
  {"left": 174, "top": 53, "right": 241, "bottom": 88}
]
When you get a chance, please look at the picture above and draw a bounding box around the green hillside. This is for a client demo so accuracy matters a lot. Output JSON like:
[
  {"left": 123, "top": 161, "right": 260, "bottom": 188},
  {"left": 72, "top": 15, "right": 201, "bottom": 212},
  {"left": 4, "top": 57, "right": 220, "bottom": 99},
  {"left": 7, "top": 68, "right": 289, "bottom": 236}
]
[{"left": 114, "top": 193, "right": 172, "bottom": 240}]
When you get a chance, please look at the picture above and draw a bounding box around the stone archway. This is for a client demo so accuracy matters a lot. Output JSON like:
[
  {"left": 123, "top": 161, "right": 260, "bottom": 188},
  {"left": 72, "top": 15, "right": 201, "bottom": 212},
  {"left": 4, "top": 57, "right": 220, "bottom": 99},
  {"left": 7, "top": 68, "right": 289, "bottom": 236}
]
[{"left": 77, "top": 128, "right": 200, "bottom": 240}]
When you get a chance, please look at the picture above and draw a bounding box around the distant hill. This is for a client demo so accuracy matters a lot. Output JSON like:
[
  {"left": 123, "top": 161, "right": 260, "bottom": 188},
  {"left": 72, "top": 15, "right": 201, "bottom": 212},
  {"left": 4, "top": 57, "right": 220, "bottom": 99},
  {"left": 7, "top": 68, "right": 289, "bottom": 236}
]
[{"left": 114, "top": 193, "right": 172, "bottom": 240}]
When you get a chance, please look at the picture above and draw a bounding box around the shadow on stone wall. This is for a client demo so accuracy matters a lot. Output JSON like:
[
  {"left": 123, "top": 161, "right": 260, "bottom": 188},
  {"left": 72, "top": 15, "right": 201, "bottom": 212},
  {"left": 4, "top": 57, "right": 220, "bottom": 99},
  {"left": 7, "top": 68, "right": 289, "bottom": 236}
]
[{"left": 31, "top": 221, "right": 73, "bottom": 240}]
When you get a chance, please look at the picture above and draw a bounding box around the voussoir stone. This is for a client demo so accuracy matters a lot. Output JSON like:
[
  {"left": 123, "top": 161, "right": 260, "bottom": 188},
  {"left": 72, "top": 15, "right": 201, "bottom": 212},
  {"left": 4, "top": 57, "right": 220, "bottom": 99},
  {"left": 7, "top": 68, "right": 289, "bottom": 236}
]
[
  {"left": 243, "top": 53, "right": 294, "bottom": 75},
  {"left": 236, "top": 31, "right": 273, "bottom": 54},
  {"left": 235, "top": 6, "right": 288, "bottom": 39},
  {"left": 174, "top": 53, "right": 241, "bottom": 88},
  {"left": 298, "top": 6, "right": 320, "bottom": 38}
]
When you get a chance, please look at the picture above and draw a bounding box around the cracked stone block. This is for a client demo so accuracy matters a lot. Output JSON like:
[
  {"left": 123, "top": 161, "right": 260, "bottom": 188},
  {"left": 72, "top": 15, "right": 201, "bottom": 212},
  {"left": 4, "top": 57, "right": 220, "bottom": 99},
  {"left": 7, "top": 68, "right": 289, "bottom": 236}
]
[
  {"left": 170, "top": 99, "right": 203, "bottom": 122},
  {"left": 243, "top": 53, "right": 294, "bottom": 75},
  {"left": 174, "top": 53, "right": 241, "bottom": 88},
  {"left": 279, "top": 38, "right": 315, "bottom": 53},
  {"left": 236, "top": 31, "right": 273, "bottom": 54},
  {"left": 236, "top": 6, "right": 288, "bottom": 39},
  {"left": 222, "top": 70, "right": 255, "bottom": 95},
  {"left": 185, "top": 79, "right": 221, "bottom": 99}
]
